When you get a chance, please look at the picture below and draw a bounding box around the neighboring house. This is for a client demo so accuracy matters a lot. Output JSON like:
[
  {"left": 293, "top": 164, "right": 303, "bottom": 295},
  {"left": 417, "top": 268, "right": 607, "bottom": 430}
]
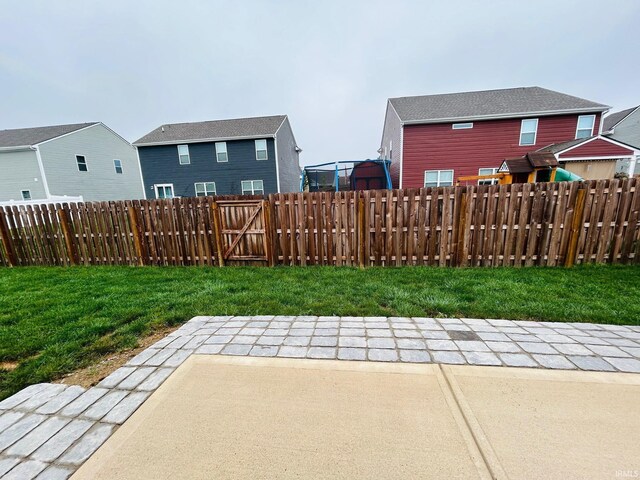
[
  {"left": 602, "top": 106, "right": 640, "bottom": 176},
  {"left": 133, "top": 115, "right": 301, "bottom": 198},
  {"left": 538, "top": 135, "right": 637, "bottom": 180},
  {"left": 0, "top": 122, "right": 144, "bottom": 202},
  {"left": 379, "top": 86, "right": 635, "bottom": 187}
]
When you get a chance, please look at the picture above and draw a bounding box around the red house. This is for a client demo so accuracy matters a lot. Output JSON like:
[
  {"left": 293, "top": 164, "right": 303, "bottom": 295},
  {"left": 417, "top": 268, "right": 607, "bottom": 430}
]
[{"left": 379, "top": 86, "right": 638, "bottom": 186}]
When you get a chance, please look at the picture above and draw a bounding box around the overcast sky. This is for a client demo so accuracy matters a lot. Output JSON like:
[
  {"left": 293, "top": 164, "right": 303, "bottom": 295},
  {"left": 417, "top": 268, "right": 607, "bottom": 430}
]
[{"left": 1, "top": 0, "right": 639, "bottom": 166}]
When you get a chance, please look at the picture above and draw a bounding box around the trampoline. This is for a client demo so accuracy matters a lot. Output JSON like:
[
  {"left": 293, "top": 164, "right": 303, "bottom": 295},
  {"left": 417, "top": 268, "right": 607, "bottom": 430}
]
[{"left": 300, "top": 159, "right": 392, "bottom": 192}]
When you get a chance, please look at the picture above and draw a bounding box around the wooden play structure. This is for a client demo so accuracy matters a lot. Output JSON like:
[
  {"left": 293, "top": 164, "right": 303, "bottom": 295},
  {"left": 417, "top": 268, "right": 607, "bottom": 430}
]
[{"left": 457, "top": 152, "right": 581, "bottom": 185}]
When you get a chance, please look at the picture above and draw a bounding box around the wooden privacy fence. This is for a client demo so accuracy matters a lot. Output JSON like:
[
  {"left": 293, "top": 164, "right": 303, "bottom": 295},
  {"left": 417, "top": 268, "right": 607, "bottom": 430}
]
[{"left": 0, "top": 179, "right": 639, "bottom": 268}]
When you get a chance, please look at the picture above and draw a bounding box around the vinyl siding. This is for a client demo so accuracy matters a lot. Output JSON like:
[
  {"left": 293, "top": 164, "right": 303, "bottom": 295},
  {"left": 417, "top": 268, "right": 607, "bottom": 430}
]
[
  {"left": 380, "top": 101, "right": 402, "bottom": 187},
  {"left": 607, "top": 108, "right": 640, "bottom": 149},
  {"left": 401, "top": 113, "right": 602, "bottom": 187},
  {"left": 275, "top": 117, "right": 302, "bottom": 192},
  {"left": 558, "top": 138, "right": 634, "bottom": 159},
  {"left": 138, "top": 138, "right": 277, "bottom": 197},
  {"left": 0, "top": 150, "right": 47, "bottom": 201},
  {"left": 38, "top": 124, "right": 143, "bottom": 201}
]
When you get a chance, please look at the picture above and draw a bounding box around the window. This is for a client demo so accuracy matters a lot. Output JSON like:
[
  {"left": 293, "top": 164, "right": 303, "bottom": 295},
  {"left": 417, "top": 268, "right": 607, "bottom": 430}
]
[
  {"left": 76, "top": 155, "right": 88, "bottom": 172},
  {"left": 478, "top": 167, "right": 499, "bottom": 185},
  {"left": 241, "top": 179, "right": 264, "bottom": 195},
  {"left": 519, "top": 119, "right": 538, "bottom": 146},
  {"left": 576, "top": 115, "right": 595, "bottom": 139},
  {"left": 177, "top": 144, "right": 190, "bottom": 164},
  {"left": 215, "top": 142, "right": 228, "bottom": 162},
  {"left": 452, "top": 122, "right": 473, "bottom": 129},
  {"left": 154, "top": 184, "right": 174, "bottom": 199},
  {"left": 424, "top": 170, "right": 454, "bottom": 188},
  {"left": 113, "top": 159, "right": 123, "bottom": 174},
  {"left": 255, "top": 139, "right": 268, "bottom": 160},
  {"left": 21, "top": 190, "right": 31, "bottom": 200},
  {"left": 389, "top": 140, "right": 393, "bottom": 160},
  {"left": 195, "top": 182, "right": 216, "bottom": 197}
]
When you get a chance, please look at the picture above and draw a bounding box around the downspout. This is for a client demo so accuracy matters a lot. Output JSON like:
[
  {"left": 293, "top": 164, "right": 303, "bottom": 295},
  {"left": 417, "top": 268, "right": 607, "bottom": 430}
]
[{"left": 33, "top": 146, "right": 52, "bottom": 198}]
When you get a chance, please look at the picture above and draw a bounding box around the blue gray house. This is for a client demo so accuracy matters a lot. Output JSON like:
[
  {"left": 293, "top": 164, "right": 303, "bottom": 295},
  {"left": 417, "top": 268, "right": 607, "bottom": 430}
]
[{"left": 133, "top": 115, "right": 301, "bottom": 198}]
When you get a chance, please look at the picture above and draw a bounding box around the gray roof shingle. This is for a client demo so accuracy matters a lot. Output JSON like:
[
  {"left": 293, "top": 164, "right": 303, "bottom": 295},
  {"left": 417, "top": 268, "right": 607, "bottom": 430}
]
[
  {"left": 603, "top": 106, "right": 638, "bottom": 131},
  {"left": 134, "top": 115, "right": 287, "bottom": 145},
  {"left": 389, "top": 87, "right": 609, "bottom": 123},
  {"left": 537, "top": 137, "right": 592, "bottom": 154},
  {"left": 0, "top": 122, "right": 99, "bottom": 148}
]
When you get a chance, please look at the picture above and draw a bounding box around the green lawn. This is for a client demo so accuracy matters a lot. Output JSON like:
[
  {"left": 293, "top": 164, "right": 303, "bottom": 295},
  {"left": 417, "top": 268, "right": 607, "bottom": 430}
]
[{"left": 1, "top": 265, "right": 639, "bottom": 399}]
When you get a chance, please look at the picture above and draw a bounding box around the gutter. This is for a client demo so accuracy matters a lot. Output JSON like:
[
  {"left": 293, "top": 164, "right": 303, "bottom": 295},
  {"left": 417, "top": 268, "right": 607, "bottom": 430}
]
[
  {"left": 398, "top": 107, "right": 610, "bottom": 126},
  {"left": 134, "top": 134, "right": 277, "bottom": 147}
]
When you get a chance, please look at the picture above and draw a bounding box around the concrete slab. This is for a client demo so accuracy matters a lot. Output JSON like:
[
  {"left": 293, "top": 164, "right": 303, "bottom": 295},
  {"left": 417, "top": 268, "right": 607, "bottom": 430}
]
[
  {"left": 444, "top": 365, "right": 640, "bottom": 480},
  {"left": 72, "top": 356, "right": 488, "bottom": 479},
  {"left": 72, "top": 355, "right": 640, "bottom": 480}
]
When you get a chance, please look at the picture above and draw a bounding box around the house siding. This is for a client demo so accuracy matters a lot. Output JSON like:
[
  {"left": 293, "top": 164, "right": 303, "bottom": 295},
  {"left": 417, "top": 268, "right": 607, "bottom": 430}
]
[
  {"left": 607, "top": 108, "right": 640, "bottom": 149},
  {"left": 137, "top": 138, "right": 277, "bottom": 197},
  {"left": 275, "top": 117, "right": 302, "bottom": 192},
  {"left": 558, "top": 138, "right": 634, "bottom": 159},
  {"left": 0, "top": 150, "right": 47, "bottom": 201},
  {"left": 38, "top": 124, "right": 143, "bottom": 201},
  {"left": 380, "top": 102, "right": 402, "bottom": 187},
  {"left": 401, "top": 113, "right": 602, "bottom": 187}
]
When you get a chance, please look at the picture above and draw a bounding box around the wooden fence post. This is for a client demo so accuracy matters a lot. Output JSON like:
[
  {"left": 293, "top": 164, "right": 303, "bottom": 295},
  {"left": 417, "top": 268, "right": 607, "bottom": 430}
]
[
  {"left": 127, "top": 206, "right": 146, "bottom": 266},
  {"left": 211, "top": 201, "right": 225, "bottom": 267},
  {"left": 358, "top": 192, "right": 366, "bottom": 269},
  {"left": 455, "top": 192, "right": 468, "bottom": 267},
  {"left": 0, "top": 208, "right": 17, "bottom": 266},
  {"left": 58, "top": 207, "right": 78, "bottom": 266},
  {"left": 262, "top": 199, "right": 275, "bottom": 267},
  {"left": 564, "top": 187, "right": 587, "bottom": 267}
]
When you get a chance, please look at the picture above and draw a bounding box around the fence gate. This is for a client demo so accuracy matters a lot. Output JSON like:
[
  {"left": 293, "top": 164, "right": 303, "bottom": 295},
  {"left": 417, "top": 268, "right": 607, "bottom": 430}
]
[{"left": 212, "top": 200, "right": 271, "bottom": 265}]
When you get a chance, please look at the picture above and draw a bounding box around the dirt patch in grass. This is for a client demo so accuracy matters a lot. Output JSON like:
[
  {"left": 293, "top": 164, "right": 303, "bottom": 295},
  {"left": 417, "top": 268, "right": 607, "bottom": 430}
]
[
  {"left": 0, "top": 361, "right": 19, "bottom": 371},
  {"left": 56, "top": 325, "right": 178, "bottom": 389}
]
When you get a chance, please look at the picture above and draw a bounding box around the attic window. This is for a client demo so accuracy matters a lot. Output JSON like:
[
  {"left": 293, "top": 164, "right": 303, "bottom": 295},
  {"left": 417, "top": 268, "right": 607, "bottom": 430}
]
[
  {"left": 452, "top": 123, "right": 473, "bottom": 129},
  {"left": 21, "top": 190, "right": 31, "bottom": 200},
  {"left": 576, "top": 115, "right": 595, "bottom": 139},
  {"left": 178, "top": 144, "right": 190, "bottom": 165},
  {"left": 114, "top": 159, "right": 123, "bottom": 174}
]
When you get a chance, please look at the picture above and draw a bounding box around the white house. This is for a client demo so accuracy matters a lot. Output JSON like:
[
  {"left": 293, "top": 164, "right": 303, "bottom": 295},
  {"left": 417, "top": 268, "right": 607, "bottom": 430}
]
[{"left": 0, "top": 122, "right": 144, "bottom": 203}]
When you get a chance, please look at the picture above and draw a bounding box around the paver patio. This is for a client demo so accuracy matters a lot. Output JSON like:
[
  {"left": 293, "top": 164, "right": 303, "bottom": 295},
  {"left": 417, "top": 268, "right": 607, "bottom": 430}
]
[{"left": 0, "top": 315, "right": 639, "bottom": 479}]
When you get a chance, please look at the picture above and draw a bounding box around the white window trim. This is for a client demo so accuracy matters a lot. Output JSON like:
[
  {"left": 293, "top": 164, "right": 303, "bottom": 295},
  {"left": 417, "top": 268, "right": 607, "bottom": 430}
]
[
  {"left": 241, "top": 179, "right": 264, "bottom": 195},
  {"left": 452, "top": 122, "right": 473, "bottom": 129},
  {"left": 215, "top": 142, "right": 228, "bottom": 162},
  {"left": 519, "top": 118, "right": 538, "bottom": 146},
  {"left": 423, "top": 169, "right": 454, "bottom": 188},
  {"left": 478, "top": 167, "right": 499, "bottom": 185},
  {"left": 75, "top": 154, "right": 88, "bottom": 172},
  {"left": 154, "top": 183, "right": 174, "bottom": 199},
  {"left": 177, "top": 144, "right": 190, "bottom": 165},
  {"left": 575, "top": 114, "right": 596, "bottom": 139},
  {"left": 21, "top": 189, "right": 32, "bottom": 200},
  {"left": 195, "top": 181, "right": 216, "bottom": 196},
  {"left": 255, "top": 139, "right": 268, "bottom": 161},
  {"left": 113, "top": 159, "right": 123, "bottom": 174}
]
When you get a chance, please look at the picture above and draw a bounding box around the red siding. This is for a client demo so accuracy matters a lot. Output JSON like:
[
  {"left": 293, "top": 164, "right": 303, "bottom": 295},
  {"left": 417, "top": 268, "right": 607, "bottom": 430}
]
[
  {"left": 401, "top": 113, "right": 602, "bottom": 187},
  {"left": 558, "top": 138, "right": 633, "bottom": 158}
]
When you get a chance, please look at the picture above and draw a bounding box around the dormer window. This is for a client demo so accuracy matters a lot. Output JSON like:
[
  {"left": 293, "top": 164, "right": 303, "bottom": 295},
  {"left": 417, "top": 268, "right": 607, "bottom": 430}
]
[{"left": 576, "top": 115, "right": 595, "bottom": 139}]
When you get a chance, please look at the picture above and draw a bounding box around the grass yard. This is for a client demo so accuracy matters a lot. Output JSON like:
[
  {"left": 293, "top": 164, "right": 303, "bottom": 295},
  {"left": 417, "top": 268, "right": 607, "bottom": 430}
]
[{"left": 1, "top": 264, "right": 639, "bottom": 399}]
